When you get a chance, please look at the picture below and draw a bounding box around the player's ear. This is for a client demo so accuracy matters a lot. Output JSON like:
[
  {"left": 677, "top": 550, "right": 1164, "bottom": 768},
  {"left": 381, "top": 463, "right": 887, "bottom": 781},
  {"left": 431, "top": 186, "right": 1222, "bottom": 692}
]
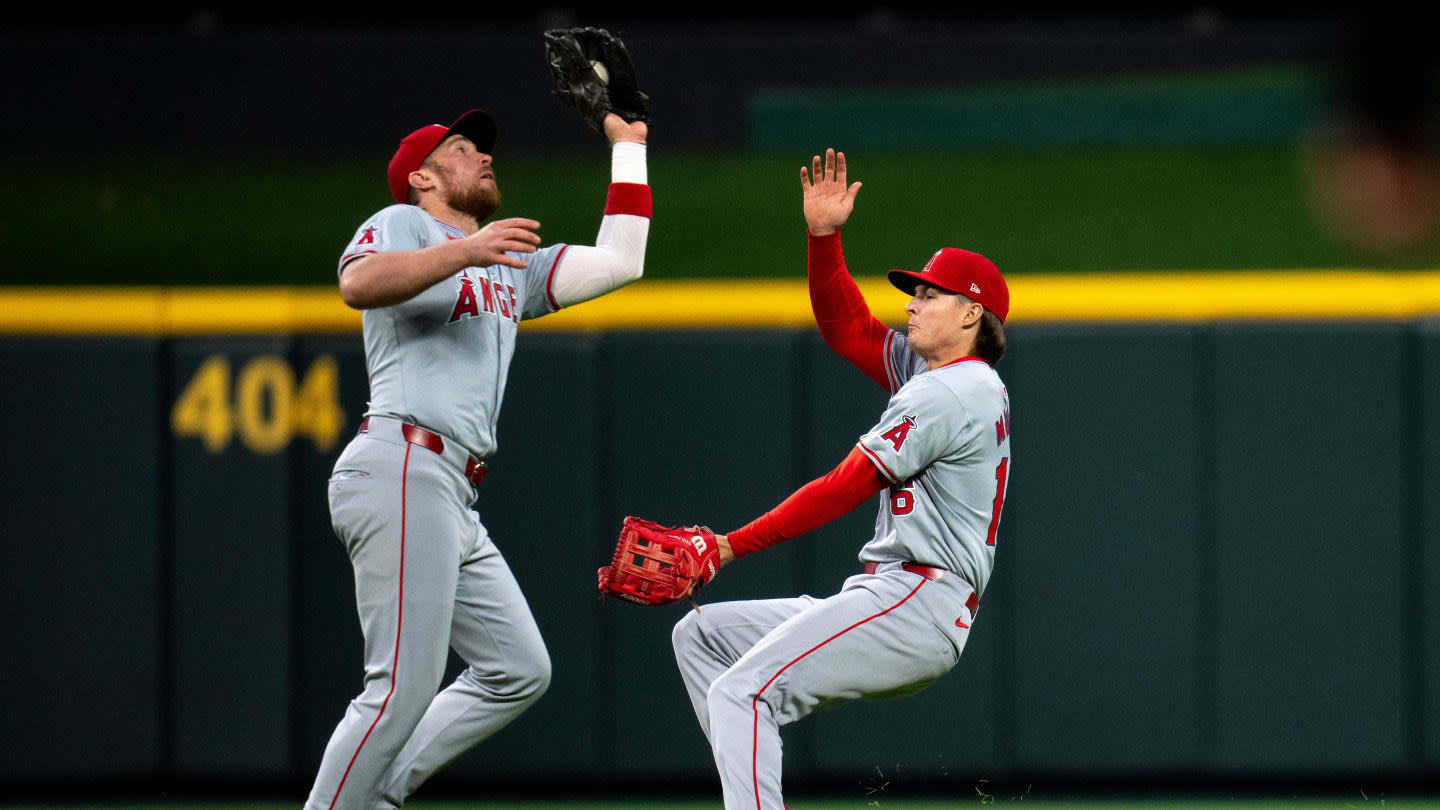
[
  {"left": 961, "top": 299, "right": 984, "bottom": 328},
  {"left": 409, "top": 168, "right": 438, "bottom": 196}
]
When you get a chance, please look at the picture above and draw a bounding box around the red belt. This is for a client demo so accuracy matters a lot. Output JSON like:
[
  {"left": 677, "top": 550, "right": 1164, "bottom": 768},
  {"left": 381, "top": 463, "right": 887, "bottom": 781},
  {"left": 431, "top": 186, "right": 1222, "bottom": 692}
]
[
  {"left": 359, "top": 417, "right": 488, "bottom": 485},
  {"left": 863, "top": 561, "right": 979, "bottom": 616},
  {"left": 864, "top": 560, "right": 945, "bottom": 580}
]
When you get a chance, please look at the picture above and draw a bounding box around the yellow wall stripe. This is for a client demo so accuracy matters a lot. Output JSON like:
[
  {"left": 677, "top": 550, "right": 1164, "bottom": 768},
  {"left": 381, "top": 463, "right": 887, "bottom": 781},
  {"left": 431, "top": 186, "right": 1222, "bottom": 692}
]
[{"left": 3, "top": 271, "right": 1440, "bottom": 335}]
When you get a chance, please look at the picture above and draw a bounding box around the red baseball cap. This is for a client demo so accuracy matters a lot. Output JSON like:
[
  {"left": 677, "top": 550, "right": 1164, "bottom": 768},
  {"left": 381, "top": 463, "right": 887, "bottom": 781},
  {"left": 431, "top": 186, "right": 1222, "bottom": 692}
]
[
  {"left": 888, "top": 248, "right": 1009, "bottom": 323},
  {"left": 387, "top": 108, "right": 497, "bottom": 205}
]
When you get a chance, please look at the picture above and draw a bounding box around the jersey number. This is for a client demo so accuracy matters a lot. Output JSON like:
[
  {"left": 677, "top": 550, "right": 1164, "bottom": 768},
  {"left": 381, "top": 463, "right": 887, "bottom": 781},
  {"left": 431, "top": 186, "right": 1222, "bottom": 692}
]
[
  {"left": 890, "top": 481, "right": 914, "bottom": 516},
  {"left": 986, "top": 458, "right": 1009, "bottom": 546}
]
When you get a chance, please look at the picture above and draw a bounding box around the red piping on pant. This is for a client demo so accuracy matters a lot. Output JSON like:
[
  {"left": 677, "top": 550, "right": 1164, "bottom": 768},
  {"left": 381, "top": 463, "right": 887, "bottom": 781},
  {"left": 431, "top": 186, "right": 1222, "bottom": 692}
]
[
  {"left": 750, "top": 578, "right": 927, "bottom": 810},
  {"left": 328, "top": 443, "right": 411, "bottom": 809}
]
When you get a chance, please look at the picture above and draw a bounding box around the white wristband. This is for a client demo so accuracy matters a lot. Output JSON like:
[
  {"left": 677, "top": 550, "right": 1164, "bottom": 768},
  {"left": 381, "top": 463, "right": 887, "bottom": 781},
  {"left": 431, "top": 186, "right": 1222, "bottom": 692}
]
[{"left": 611, "top": 141, "right": 647, "bottom": 185}]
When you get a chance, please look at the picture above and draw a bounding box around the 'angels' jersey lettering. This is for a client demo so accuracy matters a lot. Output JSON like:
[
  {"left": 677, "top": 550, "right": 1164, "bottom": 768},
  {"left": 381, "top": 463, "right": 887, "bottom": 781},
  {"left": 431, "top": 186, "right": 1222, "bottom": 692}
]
[
  {"left": 857, "top": 338, "right": 1011, "bottom": 596},
  {"left": 338, "top": 204, "right": 565, "bottom": 458}
]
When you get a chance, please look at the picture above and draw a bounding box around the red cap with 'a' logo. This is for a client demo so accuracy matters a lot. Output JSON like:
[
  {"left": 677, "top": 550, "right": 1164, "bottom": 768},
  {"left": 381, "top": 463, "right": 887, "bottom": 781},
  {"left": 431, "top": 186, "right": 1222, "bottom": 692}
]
[
  {"left": 887, "top": 248, "right": 1009, "bottom": 323},
  {"left": 387, "top": 109, "right": 497, "bottom": 205}
]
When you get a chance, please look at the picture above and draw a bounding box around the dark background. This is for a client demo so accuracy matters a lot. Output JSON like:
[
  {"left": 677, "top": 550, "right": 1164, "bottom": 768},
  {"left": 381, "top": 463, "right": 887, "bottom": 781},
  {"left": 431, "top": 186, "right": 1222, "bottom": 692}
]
[{"left": 3, "top": 6, "right": 1439, "bottom": 802}]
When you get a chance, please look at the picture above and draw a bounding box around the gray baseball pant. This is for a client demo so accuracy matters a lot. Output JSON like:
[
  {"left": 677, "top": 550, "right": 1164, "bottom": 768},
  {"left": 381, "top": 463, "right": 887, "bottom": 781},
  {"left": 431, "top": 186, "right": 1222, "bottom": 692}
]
[
  {"left": 305, "top": 418, "right": 551, "bottom": 810},
  {"left": 672, "top": 564, "right": 976, "bottom": 810}
]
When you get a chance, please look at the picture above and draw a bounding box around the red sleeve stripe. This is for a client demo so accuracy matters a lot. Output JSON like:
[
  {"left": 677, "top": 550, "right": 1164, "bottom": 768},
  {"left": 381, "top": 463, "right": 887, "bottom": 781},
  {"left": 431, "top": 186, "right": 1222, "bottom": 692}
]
[
  {"left": 340, "top": 250, "right": 377, "bottom": 267},
  {"left": 544, "top": 244, "right": 570, "bottom": 311},
  {"left": 604, "top": 182, "right": 652, "bottom": 218},
  {"left": 883, "top": 335, "right": 899, "bottom": 394},
  {"left": 856, "top": 441, "right": 900, "bottom": 485}
]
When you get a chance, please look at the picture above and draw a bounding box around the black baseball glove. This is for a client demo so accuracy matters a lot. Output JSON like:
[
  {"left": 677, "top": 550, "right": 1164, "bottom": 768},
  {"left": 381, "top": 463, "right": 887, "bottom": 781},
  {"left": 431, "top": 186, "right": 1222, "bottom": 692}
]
[{"left": 543, "top": 27, "right": 649, "bottom": 133}]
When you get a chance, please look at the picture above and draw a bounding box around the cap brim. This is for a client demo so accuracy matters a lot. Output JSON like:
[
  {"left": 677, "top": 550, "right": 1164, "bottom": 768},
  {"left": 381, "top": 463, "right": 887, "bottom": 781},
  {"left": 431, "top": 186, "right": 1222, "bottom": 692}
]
[
  {"left": 445, "top": 109, "right": 497, "bottom": 154},
  {"left": 888, "top": 268, "right": 960, "bottom": 296}
]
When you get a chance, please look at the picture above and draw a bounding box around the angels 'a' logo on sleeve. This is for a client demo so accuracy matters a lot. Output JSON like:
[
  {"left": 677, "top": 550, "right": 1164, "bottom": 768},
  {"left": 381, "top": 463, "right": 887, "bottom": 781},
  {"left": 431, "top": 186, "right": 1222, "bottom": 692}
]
[
  {"left": 356, "top": 225, "right": 379, "bottom": 245},
  {"left": 880, "top": 413, "right": 918, "bottom": 451}
]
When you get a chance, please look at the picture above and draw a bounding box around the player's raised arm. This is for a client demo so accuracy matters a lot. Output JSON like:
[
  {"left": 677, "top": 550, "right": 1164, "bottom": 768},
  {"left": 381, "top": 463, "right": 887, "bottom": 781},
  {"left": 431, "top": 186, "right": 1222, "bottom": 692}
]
[
  {"left": 541, "top": 114, "right": 652, "bottom": 308},
  {"left": 802, "top": 149, "right": 897, "bottom": 391},
  {"left": 541, "top": 28, "right": 654, "bottom": 309}
]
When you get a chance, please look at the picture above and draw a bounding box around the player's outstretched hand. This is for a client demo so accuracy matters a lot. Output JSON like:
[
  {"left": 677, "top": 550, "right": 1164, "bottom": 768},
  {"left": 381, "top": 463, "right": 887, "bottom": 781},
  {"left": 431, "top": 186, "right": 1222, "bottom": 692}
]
[
  {"left": 801, "top": 148, "right": 862, "bottom": 236},
  {"left": 604, "top": 113, "right": 647, "bottom": 145},
  {"left": 461, "top": 218, "right": 542, "bottom": 269}
]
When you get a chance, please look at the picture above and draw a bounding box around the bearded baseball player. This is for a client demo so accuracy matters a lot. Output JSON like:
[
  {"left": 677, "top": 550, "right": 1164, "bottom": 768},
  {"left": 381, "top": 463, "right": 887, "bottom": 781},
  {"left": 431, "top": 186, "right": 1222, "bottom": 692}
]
[
  {"left": 306, "top": 29, "right": 651, "bottom": 810},
  {"left": 599, "top": 148, "right": 1010, "bottom": 810}
]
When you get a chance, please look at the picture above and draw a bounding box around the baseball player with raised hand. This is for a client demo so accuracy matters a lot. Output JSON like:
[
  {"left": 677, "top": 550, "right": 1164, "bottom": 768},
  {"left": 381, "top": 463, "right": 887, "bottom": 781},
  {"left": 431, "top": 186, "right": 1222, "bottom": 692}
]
[
  {"left": 599, "top": 149, "right": 1011, "bottom": 810},
  {"left": 306, "top": 29, "right": 651, "bottom": 810}
]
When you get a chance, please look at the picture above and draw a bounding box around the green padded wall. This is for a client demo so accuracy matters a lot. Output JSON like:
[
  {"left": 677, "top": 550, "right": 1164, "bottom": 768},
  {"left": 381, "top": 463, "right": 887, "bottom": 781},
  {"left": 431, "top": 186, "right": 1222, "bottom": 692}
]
[
  {"left": 169, "top": 339, "right": 296, "bottom": 776},
  {"left": 1212, "top": 324, "right": 1408, "bottom": 774},
  {"left": 2, "top": 321, "right": 1436, "bottom": 785},
  {"left": 0, "top": 339, "right": 164, "bottom": 777},
  {"left": 1006, "top": 326, "right": 1206, "bottom": 774}
]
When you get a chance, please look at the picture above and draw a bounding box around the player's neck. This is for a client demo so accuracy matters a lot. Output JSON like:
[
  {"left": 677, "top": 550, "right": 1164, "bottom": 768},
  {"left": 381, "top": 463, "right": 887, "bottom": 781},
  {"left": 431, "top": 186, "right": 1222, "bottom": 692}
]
[
  {"left": 923, "top": 336, "right": 979, "bottom": 370},
  {"left": 418, "top": 201, "right": 480, "bottom": 236}
]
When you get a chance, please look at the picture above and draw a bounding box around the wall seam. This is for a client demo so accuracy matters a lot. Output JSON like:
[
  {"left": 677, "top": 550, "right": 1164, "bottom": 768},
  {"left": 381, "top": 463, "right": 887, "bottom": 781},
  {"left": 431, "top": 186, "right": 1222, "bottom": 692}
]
[
  {"left": 1195, "top": 324, "right": 1218, "bottom": 776},
  {"left": 1403, "top": 325, "right": 1425, "bottom": 767}
]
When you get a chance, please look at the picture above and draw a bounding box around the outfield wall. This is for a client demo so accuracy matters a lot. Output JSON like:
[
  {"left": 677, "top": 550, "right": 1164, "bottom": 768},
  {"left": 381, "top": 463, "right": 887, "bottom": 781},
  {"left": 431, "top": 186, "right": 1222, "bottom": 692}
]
[{"left": 3, "top": 310, "right": 1438, "bottom": 788}]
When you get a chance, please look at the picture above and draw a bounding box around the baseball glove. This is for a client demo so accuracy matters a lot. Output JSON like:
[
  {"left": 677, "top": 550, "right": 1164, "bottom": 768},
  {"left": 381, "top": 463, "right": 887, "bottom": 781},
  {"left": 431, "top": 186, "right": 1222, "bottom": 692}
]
[
  {"left": 598, "top": 517, "right": 720, "bottom": 607},
  {"left": 543, "top": 27, "right": 650, "bottom": 133}
]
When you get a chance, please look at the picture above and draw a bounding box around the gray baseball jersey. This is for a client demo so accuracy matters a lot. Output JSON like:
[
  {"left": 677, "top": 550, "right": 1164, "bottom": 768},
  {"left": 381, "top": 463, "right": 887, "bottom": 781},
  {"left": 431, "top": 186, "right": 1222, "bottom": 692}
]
[
  {"left": 856, "top": 336, "right": 1012, "bottom": 596},
  {"left": 339, "top": 204, "right": 566, "bottom": 459}
]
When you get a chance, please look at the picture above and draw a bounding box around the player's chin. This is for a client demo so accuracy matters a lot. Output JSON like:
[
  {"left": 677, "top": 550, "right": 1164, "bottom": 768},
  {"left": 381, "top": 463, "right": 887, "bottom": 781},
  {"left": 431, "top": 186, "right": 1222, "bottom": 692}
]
[{"left": 452, "top": 185, "right": 501, "bottom": 220}]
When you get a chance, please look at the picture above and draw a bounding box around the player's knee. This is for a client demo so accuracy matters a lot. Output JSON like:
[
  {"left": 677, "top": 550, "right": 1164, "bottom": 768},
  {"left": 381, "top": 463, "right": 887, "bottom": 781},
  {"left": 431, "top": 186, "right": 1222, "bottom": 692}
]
[
  {"left": 671, "top": 609, "right": 702, "bottom": 654},
  {"left": 512, "top": 645, "right": 552, "bottom": 701},
  {"left": 361, "top": 655, "right": 445, "bottom": 710},
  {"left": 397, "top": 670, "right": 449, "bottom": 719},
  {"left": 705, "top": 666, "right": 753, "bottom": 712}
]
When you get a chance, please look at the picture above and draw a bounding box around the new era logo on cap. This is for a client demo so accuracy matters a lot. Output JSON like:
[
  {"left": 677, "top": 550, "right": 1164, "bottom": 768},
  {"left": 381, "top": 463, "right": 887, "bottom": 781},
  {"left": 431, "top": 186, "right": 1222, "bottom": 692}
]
[{"left": 970, "top": 282, "right": 981, "bottom": 294}]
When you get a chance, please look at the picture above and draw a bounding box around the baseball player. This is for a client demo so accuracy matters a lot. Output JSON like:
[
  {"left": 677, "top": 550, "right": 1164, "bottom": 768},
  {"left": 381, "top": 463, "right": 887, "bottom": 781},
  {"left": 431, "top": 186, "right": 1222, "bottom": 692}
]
[
  {"left": 305, "top": 94, "right": 651, "bottom": 810},
  {"left": 669, "top": 149, "right": 1011, "bottom": 810}
]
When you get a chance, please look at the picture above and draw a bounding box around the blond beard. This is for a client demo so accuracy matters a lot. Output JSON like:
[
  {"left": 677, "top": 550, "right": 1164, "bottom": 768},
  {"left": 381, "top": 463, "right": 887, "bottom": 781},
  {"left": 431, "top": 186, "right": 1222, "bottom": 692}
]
[
  {"left": 447, "top": 180, "right": 500, "bottom": 221},
  {"left": 434, "top": 164, "right": 501, "bottom": 221}
]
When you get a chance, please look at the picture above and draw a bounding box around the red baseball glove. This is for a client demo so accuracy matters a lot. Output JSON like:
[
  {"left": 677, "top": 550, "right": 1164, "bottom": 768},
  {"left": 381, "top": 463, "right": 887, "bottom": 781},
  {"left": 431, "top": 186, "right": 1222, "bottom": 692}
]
[{"left": 598, "top": 517, "right": 720, "bottom": 606}]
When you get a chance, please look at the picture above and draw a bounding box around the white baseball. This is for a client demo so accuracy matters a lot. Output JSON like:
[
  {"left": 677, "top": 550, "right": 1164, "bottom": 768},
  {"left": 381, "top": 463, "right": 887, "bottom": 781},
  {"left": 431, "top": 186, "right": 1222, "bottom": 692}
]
[{"left": 590, "top": 60, "right": 610, "bottom": 85}]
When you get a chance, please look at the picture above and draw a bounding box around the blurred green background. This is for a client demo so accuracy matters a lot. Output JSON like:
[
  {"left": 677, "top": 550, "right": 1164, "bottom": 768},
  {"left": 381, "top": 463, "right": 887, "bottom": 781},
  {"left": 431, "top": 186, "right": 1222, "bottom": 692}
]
[
  {"left": 17, "top": 143, "right": 1437, "bottom": 287},
  {"left": 10, "top": 68, "right": 1438, "bottom": 286}
]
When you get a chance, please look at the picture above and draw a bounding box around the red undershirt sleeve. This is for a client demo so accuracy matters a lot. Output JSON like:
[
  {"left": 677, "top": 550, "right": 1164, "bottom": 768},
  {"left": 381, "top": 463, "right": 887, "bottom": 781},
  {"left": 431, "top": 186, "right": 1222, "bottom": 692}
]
[
  {"left": 726, "top": 445, "right": 891, "bottom": 558},
  {"left": 808, "top": 230, "right": 896, "bottom": 392}
]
